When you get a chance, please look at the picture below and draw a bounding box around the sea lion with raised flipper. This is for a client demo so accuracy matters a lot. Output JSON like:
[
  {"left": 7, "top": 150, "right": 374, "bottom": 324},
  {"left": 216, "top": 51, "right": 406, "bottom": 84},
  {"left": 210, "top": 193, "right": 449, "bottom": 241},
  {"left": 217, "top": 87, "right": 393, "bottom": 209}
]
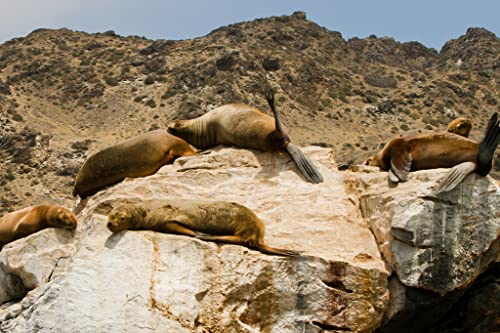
[
  {"left": 107, "top": 199, "right": 300, "bottom": 256},
  {"left": 366, "top": 112, "right": 500, "bottom": 193},
  {"left": 0, "top": 205, "right": 77, "bottom": 249},
  {"left": 73, "top": 130, "right": 197, "bottom": 200},
  {"left": 447, "top": 117, "right": 472, "bottom": 138},
  {"left": 167, "top": 92, "right": 323, "bottom": 184}
]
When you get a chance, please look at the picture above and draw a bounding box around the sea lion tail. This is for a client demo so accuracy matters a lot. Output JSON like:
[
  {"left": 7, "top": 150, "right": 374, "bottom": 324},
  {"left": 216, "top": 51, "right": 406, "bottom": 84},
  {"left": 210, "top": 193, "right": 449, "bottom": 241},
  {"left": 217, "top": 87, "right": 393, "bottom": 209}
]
[
  {"left": 433, "top": 161, "right": 477, "bottom": 194},
  {"left": 256, "top": 243, "right": 302, "bottom": 257},
  {"left": 285, "top": 143, "right": 324, "bottom": 184},
  {"left": 477, "top": 112, "right": 500, "bottom": 176}
]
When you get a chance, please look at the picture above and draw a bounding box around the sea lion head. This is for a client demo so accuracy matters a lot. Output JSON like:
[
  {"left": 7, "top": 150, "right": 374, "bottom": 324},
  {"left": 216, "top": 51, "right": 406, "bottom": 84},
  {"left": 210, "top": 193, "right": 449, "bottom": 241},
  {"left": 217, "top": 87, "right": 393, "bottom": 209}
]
[
  {"left": 107, "top": 204, "right": 144, "bottom": 233},
  {"left": 167, "top": 120, "right": 188, "bottom": 137},
  {"left": 447, "top": 118, "right": 472, "bottom": 138},
  {"left": 49, "top": 207, "right": 78, "bottom": 230}
]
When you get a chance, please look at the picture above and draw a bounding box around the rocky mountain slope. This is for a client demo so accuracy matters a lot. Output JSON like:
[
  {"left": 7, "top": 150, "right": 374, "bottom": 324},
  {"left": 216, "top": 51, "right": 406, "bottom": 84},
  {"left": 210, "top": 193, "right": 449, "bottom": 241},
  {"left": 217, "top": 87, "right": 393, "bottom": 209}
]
[{"left": 0, "top": 11, "right": 499, "bottom": 214}]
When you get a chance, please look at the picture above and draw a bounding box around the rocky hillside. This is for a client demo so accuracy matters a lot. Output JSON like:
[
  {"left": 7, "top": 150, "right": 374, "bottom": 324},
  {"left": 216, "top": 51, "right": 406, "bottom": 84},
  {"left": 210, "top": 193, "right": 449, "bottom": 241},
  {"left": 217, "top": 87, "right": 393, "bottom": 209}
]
[{"left": 0, "top": 11, "right": 499, "bottom": 213}]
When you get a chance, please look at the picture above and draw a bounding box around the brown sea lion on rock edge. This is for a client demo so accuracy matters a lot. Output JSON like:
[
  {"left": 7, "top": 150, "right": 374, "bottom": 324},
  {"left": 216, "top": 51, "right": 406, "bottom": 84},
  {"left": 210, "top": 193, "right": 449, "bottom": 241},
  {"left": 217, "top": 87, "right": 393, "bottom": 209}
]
[
  {"left": 167, "top": 92, "right": 323, "bottom": 184},
  {"left": 447, "top": 117, "right": 472, "bottom": 138},
  {"left": 73, "top": 130, "right": 197, "bottom": 200},
  {"left": 107, "top": 199, "right": 300, "bottom": 256},
  {"left": 366, "top": 112, "right": 500, "bottom": 193},
  {"left": 0, "top": 205, "right": 77, "bottom": 249}
]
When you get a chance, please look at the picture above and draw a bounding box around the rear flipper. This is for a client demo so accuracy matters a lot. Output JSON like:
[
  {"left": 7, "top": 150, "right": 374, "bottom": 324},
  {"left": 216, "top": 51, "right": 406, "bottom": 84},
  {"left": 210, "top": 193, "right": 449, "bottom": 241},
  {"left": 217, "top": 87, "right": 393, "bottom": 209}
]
[
  {"left": 477, "top": 112, "right": 500, "bottom": 176},
  {"left": 432, "top": 161, "right": 477, "bottom": 194},
  {"left": 195, "top": 234, "right": 301, "bottom": 257},
  {"left": 285, "top": 143, "right": 324, "bottom": 184},
  {"left": 255, "top": 243, "right": 301, "bottom": 257}
]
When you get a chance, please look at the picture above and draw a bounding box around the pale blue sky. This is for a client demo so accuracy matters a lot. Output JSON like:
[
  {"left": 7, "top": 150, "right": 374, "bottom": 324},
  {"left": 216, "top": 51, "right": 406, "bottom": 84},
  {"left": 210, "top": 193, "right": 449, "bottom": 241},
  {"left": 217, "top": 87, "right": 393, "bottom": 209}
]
[{"left": 0, "top": 0, "right": 498, "bottom": 51}]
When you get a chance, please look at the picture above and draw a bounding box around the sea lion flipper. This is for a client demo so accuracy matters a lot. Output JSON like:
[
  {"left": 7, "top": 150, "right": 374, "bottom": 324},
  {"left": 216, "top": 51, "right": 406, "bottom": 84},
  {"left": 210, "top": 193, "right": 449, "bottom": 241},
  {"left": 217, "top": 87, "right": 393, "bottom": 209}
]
[
  {"left": 433, "top": 161, "right": 477, "bottom": 194},
  {"left": 73, "top": 198, "right": 89, "bottom": 215},
  {"left": 255, "top": 243, "right": 302, "bottom": 257},
  {"left": 285, "top": 143, "right": 324, "bottom": 184},
  {"left": 477, "top": 112, "right": 500, "bottom": 176},
  {"left": 389, "top": 142, "right": 412, "bottom": 182}
]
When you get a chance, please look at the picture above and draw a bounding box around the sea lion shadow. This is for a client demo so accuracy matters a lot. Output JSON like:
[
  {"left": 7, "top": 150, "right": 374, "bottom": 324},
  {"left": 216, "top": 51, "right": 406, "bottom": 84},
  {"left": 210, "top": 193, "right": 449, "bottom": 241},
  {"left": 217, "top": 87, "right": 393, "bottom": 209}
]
[
  {"left": 53, "top": 228, "right": 77, "bottom": 245},
  {"left": 105, "top": 231, "right": 126, "bottom": 249},
  {"left": 252, "top": 151, "right": 290, "bottom": 181},
  {"left": 388, "top": 177, "right": 399, "bottom": 188}
]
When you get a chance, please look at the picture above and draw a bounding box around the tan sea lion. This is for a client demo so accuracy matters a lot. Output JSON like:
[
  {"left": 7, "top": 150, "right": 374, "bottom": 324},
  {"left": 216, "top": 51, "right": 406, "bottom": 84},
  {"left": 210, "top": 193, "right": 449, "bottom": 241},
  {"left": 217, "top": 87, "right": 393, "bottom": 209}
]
[
  {"left": 107, "top": 199, "right": 300, "bottom": 256},
  {"left": 167, "top": 92, "right": 323, "bottom": 184},
  {"left": 366, "top": 112, "right": 500, "bottom": 193},
  {"left": 447, "top": 117, "right": 472, "bottom": 137},
  {"left": 73, "top": 130, "right": 197, "bottom": 200},
  {"left": 0, "top": 205, "right": 77, "bottom": 249}
]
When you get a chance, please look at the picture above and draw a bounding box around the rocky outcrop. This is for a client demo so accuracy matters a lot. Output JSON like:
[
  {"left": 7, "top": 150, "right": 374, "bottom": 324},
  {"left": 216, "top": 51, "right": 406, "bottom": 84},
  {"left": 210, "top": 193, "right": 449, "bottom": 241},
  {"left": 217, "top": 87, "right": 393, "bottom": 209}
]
[
  {"left": 0, "top": 147, "right": 389, "bottom": 333},
  {"left": 438, "top": 27, "right": 500, "bottom": 73},
  {"left": 345, "top": 165, "right": 499, "bottom": 332},
  {"left": 0, "top": 147, "right": 498, "bottom": 332}
]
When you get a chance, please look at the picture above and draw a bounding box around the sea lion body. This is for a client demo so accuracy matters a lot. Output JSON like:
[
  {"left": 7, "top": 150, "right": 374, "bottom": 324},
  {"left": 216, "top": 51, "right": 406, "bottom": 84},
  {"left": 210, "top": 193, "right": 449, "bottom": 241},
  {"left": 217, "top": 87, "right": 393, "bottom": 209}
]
[
  {"left": 372, "top": 133, "right": 478, "bottom": 172},
  {"left": 107, "top": 199, "right": 299, "bottom": 256},
  {"left": 73, "top": 130, "right": 196, "bottom": 199},
  {"left": 167, "top": 95, "right": 323, "bottom": 184},
  {"left": 168, "top": 104, "right": 282, "bottom": 151},
  {"left": 447, "top": 117, "right": 472, "bottom": 137},
  {"left": 0, "top": 205, "right": 77, "bottom": 248},
  {"left": 367, "top": 112, "right": 499, "bottom": 192}
]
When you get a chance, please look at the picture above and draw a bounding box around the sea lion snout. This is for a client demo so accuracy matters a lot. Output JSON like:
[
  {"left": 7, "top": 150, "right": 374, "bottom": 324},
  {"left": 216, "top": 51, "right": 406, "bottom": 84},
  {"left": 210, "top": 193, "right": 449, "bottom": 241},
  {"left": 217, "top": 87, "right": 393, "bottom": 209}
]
[
  {"left": 53, "top": 208, "right": 78, "bottom": 230},
  {"left": 107, "top": 207, "right": 132, "bottom": 232},
  {"left": 166, "top": 120, "right": 184, "bottom": 135}
]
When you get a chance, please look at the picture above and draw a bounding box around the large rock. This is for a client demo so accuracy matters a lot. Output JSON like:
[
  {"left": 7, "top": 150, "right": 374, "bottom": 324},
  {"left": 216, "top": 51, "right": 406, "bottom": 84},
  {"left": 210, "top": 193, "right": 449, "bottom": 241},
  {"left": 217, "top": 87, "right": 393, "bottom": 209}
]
[
  {"left": 345, "top": 165, "right": 499, "bottom": 332},
  {"left": 0, "top": 147, "right": 389, "bottom": 333},
  {"left": 346, "top": 166, "right": 499, "bottom": 295}
]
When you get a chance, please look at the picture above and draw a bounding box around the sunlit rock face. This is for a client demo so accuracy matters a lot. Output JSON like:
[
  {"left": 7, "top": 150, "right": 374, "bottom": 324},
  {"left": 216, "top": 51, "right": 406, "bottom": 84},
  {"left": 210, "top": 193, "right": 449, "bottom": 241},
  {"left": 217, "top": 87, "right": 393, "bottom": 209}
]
[
  {"left": 1, "top": 147, "right": 498, "bottom": 332},
  {"left": 0, "top": 147, "right": 389, "bottom": 333}
]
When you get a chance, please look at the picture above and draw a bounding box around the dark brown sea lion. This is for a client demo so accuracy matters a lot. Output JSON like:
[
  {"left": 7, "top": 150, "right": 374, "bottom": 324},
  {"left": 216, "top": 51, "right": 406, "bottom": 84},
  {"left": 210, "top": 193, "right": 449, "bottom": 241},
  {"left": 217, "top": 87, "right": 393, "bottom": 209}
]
[
  {"left": 107, "top": 199, "right": 300, "bottom": 256},
  {"left": 167, "top": 92, "right": 323, "bottom": 184},
  {"left": 73, "top": 130, "right": 197, "bottom": 200},
  {"left": 366, "top": 112, "right": 500, "bottom": 192},
  {"left": 0, "top": 205, "right": 77, "bottom": 249},
  {"left": 447, "top": 117, "right": 472, "bottom": 137}
]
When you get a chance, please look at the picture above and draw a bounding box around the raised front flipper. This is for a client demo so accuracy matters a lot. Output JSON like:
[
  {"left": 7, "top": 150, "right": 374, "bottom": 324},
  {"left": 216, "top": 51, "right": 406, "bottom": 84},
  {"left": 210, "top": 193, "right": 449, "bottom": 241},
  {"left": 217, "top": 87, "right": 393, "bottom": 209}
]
[{"left": 389, "top": 142, "right": 412, "bottom": 182}]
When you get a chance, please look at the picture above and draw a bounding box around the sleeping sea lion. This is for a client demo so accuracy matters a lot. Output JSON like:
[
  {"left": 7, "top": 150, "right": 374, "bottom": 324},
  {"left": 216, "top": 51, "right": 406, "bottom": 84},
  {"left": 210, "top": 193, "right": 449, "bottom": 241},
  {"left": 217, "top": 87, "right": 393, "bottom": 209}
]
[
  {"left": 366, "top": 112, "right": 500, "bottom": 193},
  {"left": 167, "top": 92, "right": 323, "bottom": 184},
  {"left": 447, "top": 117, "right": 472, "bottom": 137},
  {"left": 107, "top": 199, "right": 300, "bottom": 256},
  {"left": 73, "top": 130, "right": 197, "bottom": 200},
  {"left": 0, "top": 205, "right": 77, "bottom": 249}
]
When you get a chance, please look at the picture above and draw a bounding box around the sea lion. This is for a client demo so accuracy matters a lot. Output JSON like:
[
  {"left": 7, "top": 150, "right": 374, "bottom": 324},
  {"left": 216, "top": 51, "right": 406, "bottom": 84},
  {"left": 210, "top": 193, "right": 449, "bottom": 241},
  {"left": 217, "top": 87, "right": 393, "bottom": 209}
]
[
  {"left": 73, "top": 130, "right": 197, "bottom": 200},
  {"left": 107, "top": 199, "right": 300, "bottom": 256},
  {"left": 0, "top": 205, "right": 77, "bottom": 249},
  {"left": 366, "top": 112, "right": 500, "bottom": 193},
  {"left": 447, "top": 117, "right": 472, "bottom": 137},
  {"left": 167, "top": 92, "right": 323, "bottom": 184}
]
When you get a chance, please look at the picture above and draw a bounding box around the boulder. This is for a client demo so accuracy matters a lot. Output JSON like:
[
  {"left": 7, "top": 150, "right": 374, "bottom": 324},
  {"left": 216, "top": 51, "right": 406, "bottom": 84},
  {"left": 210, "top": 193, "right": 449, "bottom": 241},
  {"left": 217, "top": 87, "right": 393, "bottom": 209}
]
[
  {"left": 346, "top": 166, "right": 499, "bottom": 295},
  {"left": 0, "top": 147, "right": 389, "bottom": 333}
]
